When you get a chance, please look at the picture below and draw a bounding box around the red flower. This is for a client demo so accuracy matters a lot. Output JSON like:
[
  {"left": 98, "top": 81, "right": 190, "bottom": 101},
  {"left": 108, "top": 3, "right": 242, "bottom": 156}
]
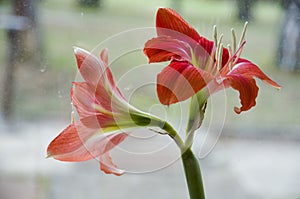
[
  {"left": 47, "top": 48, "right": 161, "bottom": 175},
  {"left": 144, "top": 8, "right": 281, "bottom": 114}
]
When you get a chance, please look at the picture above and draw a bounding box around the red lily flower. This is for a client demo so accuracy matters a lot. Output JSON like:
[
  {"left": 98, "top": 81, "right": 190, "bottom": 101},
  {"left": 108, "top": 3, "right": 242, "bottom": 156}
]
[
  {"left": 47, "top": 48, "right": 161, "bottom": 175},
  {"left": 144, "top": 8, "right": 281, "bottom": 114}
]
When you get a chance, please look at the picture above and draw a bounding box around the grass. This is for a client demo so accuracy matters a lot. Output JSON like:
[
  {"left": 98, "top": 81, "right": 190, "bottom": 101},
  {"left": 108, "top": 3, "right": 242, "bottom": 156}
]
[{"left": 0, "top": 0, "right": 299, "bottom": 128}]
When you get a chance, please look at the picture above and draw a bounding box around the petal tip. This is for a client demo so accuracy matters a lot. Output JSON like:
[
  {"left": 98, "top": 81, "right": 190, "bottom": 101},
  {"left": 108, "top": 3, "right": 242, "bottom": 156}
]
[{"left": 234, "top": 107, "right": 242, "bottom": 114}]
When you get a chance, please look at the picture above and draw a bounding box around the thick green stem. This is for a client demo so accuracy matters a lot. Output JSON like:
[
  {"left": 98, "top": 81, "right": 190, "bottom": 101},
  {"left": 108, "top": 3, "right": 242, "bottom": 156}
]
[{"left": 181, "top": 148, "right": 205, "bottom": 199}]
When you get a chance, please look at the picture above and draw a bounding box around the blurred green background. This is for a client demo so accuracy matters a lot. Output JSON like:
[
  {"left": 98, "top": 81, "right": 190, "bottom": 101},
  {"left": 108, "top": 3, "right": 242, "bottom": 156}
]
[
  {"left": 0, "top": 0, "right": 299, "bottom": 199},
  {"left": 0, "top": 0, "right": 292, "bottom": 124}
]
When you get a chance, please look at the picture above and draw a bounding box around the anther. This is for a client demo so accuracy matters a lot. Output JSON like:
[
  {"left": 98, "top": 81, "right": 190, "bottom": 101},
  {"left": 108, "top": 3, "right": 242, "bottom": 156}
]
[
  {"left": 227, "top": 44, "right": 233, "bottom": 70},
  {"left": 213, "top": 25, "right": 218, "bottom": 46}
]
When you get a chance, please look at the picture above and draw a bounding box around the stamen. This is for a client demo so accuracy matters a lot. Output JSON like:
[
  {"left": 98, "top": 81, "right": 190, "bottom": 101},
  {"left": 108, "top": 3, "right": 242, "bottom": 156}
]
[
  {"left": 213, "top": 25, "right": 218, "bottom": 46},
  {"left": 238, "top": 21, "right": 248, "bottom": 47},
  {"left": 217, "top": 34, "right": 224, "bottom": 52},
  {"left": 205, "top": 46, "right": 217, "bottom": 73},
  {"left": 233, "top": 40, "right": 246, "bottom": 66},
  {"left": 231, "top": 28, "right": 237, "bottom": 53},
  {"left": 227, "top": 44, "right": 233, "bottom": 70},
  {"left": 217, "top": 43, "right": 223, "bottom": 71},
  {"left": 215, "top": 34, "right": 223, "bottom": 66},
  {"left": 220, "top": 40, "right": 247, "bottom": 76}
]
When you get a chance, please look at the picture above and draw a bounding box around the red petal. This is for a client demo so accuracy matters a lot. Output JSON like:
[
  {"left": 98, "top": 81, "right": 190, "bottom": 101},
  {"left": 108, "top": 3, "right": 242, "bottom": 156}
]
[
  {"left": 47, "top": 116, "right": 126, "bottom": 162},
  {"left": 156, "top": 8, "right": 214, "bottom": 54},
  {"left": 230, "top": 60, "right": 281, "bottom": 89},
  {"left": 47, "top": 123, "right": 95, "bottom": 161},
  {"left": 144, "top": 36, "right": 192, "bottom": 63},
  {"left": 224, "top": 74, "right": 259, "bottom": 114},
  {"left": 221, "top": 47, "right": 230, "bottom": 68},
  {"left": 156, "top": 8, "right": 201, "bottom": 42},
  {"left": 157, "top": 61, "right": 213, "bottom": 105}
]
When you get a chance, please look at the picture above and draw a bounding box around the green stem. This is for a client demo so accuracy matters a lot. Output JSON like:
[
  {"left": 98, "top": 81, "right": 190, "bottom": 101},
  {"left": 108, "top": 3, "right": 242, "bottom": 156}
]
[
  {"left": 160, "top": 121, "right": 205, "bottom": 199},
  {"left": 181, "top": 147, "right": 205, "bottom": 199},
  {"left": 162, "top": 121, "right": 185, "bottom": 150}
]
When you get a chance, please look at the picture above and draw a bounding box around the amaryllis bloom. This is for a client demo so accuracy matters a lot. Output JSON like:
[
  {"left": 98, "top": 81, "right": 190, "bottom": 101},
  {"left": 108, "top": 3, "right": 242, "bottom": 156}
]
[
  {"left": 144, "top": 8, "right": 281, "bottom": 114},
  {"left": 47, "top": 47, "right": 163, "bottom": 176}
]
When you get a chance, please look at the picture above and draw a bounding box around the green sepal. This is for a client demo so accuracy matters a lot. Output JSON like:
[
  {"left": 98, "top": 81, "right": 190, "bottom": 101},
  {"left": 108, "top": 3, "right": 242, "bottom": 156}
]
[
  {"left": 186, "top": 89, "right": 208, "bottom": 135},
  {"left": 129, "top": 111, "right": 152, "bottom": 127}
]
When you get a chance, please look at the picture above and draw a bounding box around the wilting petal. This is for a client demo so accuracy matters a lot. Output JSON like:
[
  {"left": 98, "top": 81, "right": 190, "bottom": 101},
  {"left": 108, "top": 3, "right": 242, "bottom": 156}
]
[
  {"left": 99, "top": 133, "right": 128, "bottom": 176},
  {"left": 230, "top": 60, "right": 281, "bottom": 89},
  {"left": 100, "top": 152, "right": 125, "bottom": 176},
  {"left": 157, "top": 61, "right": 213, "bottom": 105},
  {"left": 144, "top": 36, "right": 192, "bottom": 63},
  {"left": 224, "top": 74, "right": 259, "bottom": 114}
]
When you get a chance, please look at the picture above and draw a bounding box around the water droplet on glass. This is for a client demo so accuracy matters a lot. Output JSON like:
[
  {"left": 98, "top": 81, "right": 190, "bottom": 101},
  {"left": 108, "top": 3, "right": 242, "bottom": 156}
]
[
  {"left": 81, "top": 12, "right": 84, "bottom": 17},
  {"left": 58, "top": 90, "right": 63, "bottom": 98}
]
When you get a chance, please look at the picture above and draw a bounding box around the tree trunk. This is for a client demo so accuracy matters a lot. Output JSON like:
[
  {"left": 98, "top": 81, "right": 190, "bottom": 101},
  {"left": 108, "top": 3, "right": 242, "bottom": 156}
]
[
  {"left": 277, "top": 0, "right": 300, "bottom": 71},
  {"left": 1, "top": 0, "right": 41, "bottom": 121},
  {"left": 78, "top": 0, "right": 101, "bottom": 7},
  {"left": 237, "top": 0, "right": 256, "bottom": 22},
  {"left": 2, "top": 30, "right": 21, "bottom": 121}
]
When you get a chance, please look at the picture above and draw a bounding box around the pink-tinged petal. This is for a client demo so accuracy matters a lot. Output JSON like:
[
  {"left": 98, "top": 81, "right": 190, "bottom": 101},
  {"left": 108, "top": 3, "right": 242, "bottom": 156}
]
[
  {"left": 99, "top": 133, "right": 128, "bottom": 176},
  {"left": 223, "top": 74, "right": 259, "bottom": 114},
  {"left": 100, "top": 152, "right": 125, "bottom": 176},
  {"left": 144, "top": 36, "right": 192, "bottom": 63},
  {"left": 230, "top": 60, "right": 281, "bottom": 89},
  {"left": 99, "top": 48, "right": 126, "bottom": 100},
  {"left": 157, "top": 61, "right": 213, "bottom": 105},
  {"left": 104, "top": 66, "right": 126, "bottom": 101},
  {"left": 100, "top": 48, "right": 109, "bottom": 66},
  {"left": 80, "top": 114, "right": 115, "bottom": 130},
  {"left": 47, "top": 116, "right": 127, "bottom": 162},
  {"left": 72, "top": 82, "right": 115, "bottom": 117},
  {"left": 47, "top": 123, "right": 95, "bottom": 161},
  {"left": 50, "top": 133, "right": 126, "bottom": 163},
  {"left": 47, "top": 115, "right": 114, "bottom": 157},
  {"left": 156, "top": 8, "right": 201, "bottom": 42},
  {"left": 74, "top": 47, "right": 107, "bottom": 87},
  {"left": 71, "top": 82, "right": 98, "bottom": 117}
]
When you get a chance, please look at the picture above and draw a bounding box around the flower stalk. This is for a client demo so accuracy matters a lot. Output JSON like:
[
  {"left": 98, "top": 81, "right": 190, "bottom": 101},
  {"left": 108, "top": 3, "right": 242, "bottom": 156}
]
[{"left": 181, "top": 147, "right": 205, "bottom": 199}]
